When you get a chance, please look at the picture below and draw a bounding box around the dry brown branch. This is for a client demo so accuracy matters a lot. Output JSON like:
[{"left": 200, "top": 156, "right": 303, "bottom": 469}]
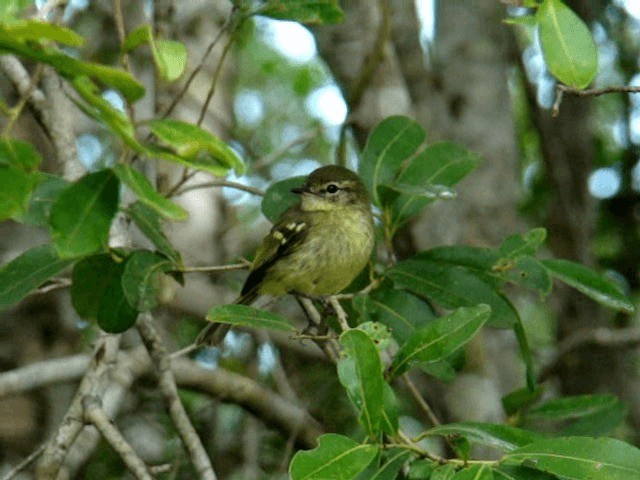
[
  {"left": 137, "top": 313, "right": 217, "bottom": 480},
  {"left": 36, "top": 335, "right": 121, "bottom": 479},
  {"left": 83, "top": 395, "right": 153, "bottom": 480}
]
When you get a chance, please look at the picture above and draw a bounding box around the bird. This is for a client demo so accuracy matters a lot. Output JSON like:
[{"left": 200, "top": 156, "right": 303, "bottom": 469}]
[{"left": 196, "top": 164, "right": 375, "bottom": 347}]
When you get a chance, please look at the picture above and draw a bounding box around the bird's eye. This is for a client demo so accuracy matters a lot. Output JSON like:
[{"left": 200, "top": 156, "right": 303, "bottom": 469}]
[{"left": 326, "top": 184, "right": 339, "bottom": 194}]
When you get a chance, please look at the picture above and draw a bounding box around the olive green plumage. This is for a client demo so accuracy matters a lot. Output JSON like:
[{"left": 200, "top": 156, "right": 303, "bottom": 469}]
[{"left": 197, "top": 165, "right": 375, "bottom": 347}]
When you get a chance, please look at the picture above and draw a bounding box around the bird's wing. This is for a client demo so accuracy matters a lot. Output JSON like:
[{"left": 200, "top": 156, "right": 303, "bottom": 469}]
[{"left": 239, "top": 206, "right": 309, "bottom": 300}]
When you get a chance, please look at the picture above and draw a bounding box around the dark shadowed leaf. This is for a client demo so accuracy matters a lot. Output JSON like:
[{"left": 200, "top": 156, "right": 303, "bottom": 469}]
[
  {"left": 352, "top": 288, "right": 436, "bottom": 344},
  {"left": 122, "top": 250, "right": 172, "bottom": 311},
  {"left": 262, "top": 176, "right": 304, "bottom": 223},
  {"left": 259, "top": 0, "right": 344, "bottom": 24},
  {"left": 387, "top": 258, "right": 518, "bottom": 327}
]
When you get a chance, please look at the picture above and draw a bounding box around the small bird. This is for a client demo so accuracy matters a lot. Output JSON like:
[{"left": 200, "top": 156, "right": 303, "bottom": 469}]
[{"left": 196, "top": 165, "right": 375, "bottom": 347}]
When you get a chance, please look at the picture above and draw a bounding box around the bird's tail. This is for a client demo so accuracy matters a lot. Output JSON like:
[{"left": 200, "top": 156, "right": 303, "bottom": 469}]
[{"left": 195, "top": 290, "right": 258, "bottom": 347}]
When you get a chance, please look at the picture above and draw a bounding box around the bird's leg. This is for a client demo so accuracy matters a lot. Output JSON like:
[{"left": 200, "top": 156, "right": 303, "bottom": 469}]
[{"left": 295, "top": 295, "right": 324, "bottom": 335}]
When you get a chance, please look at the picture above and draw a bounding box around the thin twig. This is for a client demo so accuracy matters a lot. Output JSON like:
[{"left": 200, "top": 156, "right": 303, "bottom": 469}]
[
  {"left": 539, "top": 326, "right": 640, "bottom": 381},
  {"left": 162, "top": 8, "right": 239, "bottom": 119},
  {"left": 253, "top": 128, "right": 322, "bottom": 170},
  {"left": 0, "top": 443, "right": 46, "bottom": 480},
  {"left": 83, "top": 396, "right": 154, "bottom": 480},
  {"left": 173, "top": 180, "right": 265, "bottom": 198},
  {"left": 552, "top": 83, "right": 640, "bottom": 117},
  {"left": 137, "top": 313, "right": 217, "bottom": 480},
  {"left": 196, "top": 31, "right": 237, "bottom": 126},
  {"left": 31, "top": 277, "right": 72, "bottom": 295},
  {"left": 177, "top": 262, "right": 248, "bottom": 274},
  {"left": 348, "top": 0, "right": 391, "bottom": 110},
  {"left": 297, "top": 297, "right": 340, "bottom": 363},
  {"left": 328, "top": 297, "right": 350, "bottom": 332},
  {"left": 397, "top": 429, "right": 443, "bottom": 462},
  {"left": 402, "top": 374, "right": 442, "bottom": 427},
  {"left": 332, "top": 278, "right": 381, "bottom": 300}
]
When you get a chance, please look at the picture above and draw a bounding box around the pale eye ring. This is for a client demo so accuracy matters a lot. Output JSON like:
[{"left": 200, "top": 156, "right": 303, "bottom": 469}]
[{"left": 326, "top": 183, "right": 339, "bottom": 194}]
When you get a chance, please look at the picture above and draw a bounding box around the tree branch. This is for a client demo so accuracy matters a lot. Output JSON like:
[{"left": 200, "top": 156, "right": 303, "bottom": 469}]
[
  {"left": 83, "top": 395, "right": 153, "bottom": 480},
  {"left": 137, "top": 313, "right": 217, "bottom": 480}
]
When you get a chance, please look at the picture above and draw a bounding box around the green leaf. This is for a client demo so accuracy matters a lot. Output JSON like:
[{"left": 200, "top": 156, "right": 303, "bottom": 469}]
[
  {"left": 451, "top": 464, "right": 493, "bottom": 480},
  {"left": 128, "top": 201, "right": 182, "bottom": 266},
  {"left": 121, "top": 250, "right": 172, "bottom": 311},
  {"left": 0, "top": 0, "right": 31, "bottom": 22},
  {"left": 561, "top": 401, "right": 627, "bottom": 437},
  {"left": 148, "top": 119, "right": 245, "bottom": 176},
  {"left": 366, "top": 449, "right": 411, "bottom": 480},
  {"left": 98, "top": 273, "right": 139, "bottom": 333},
  {"left": 542, "top": 259, "right": 634, "bottom": 313},
  {"left": 408, "top": 460, "right": 436, "bottom": 479},
  {"left": 259, "top": 0, "right": 344, "bottom": 24},
  {"left": 426, "top": 422, "right": 542, "bottom": 453},
  {"left": 501, "top": 387, "right": 544, "bottom": 417},
  {"left": 205, "top": 304, "right": 295, "bottom": 331},
  {"left": 498, "top": 229, "right": 547, "bottom": 260},
  {"left": 21, "top": 174, "right": 69, "bottom": 226},
  {"left": 352, "top": 288, "right": 436, "bottom": 344},
  {"left": 337, "top": 329, "right": 385, "bottom": 438},
  {"left": 261, "top": 176, "right": 304, "bottom": 223},
  {"left": 527, "top": 394, "right": 619, "bottom": 420},
  {"left": 389, "top": 305, "right": 490, "bottom": 377},
  {"left": 155, "top": 40, "right": 187, "bottom": 82},
  {"left": 430, "top": 464, "right": 456, "bottom": 480},
  {"left": 122, "top": 25, "right": 186, "bottom": 81},
  {"left": 493, "top": 465, "right": 558, "bottom": 480},
  {"left": 381, "top": 382, "right": 399, "bottom": 435},
  {"left": 49, "top": 169, "right": 120, "bottom": 258},
  {"left": 71, "top": 253, "right": 123, "bottom": 320},
  {"left": 71, "top": 76, "right": 143, "bottom": 151},
  {"left": 0, "top": 138, "right": 41, "bottom": 170},
  {"left": 71, "top": 253, "right": 138, "bottom": 333},
  {"left": 289, "top": 433, "right": 378, "bottom": 480},
  {"left": 389, "top": 142, "right": 480, "bottom": 229},
  {"left": 0, "top": 166, "right": 37, "bottom": 221},
  {"left": 387, "top": 258, "right": 518, "bottom": 327},
  {"left": 113, "top": 164, "right": 187, "bottom": 221},
  {"left": 0, "top": 245, "right": 75, "bottom": 310},
  {"left": 504, "top": 257, "right": 552, "bottom": 295},
  {"left": 502, "top": 437, "right": 640, "bottom": 480},
  {"left": 513, "top": 316, "right": 536, "bottom": 392},
  {"left": 0, "top": 26, "right": 144, "bottom": 102},
  {"left": 537, "top": 0, "right": 598, "bottom": 89},
  {"left": 3, "top": 20, "right": 84, "bottom": 46},
  {"left": 360, "top": 116, "right": 426, "bottom": 207}
]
